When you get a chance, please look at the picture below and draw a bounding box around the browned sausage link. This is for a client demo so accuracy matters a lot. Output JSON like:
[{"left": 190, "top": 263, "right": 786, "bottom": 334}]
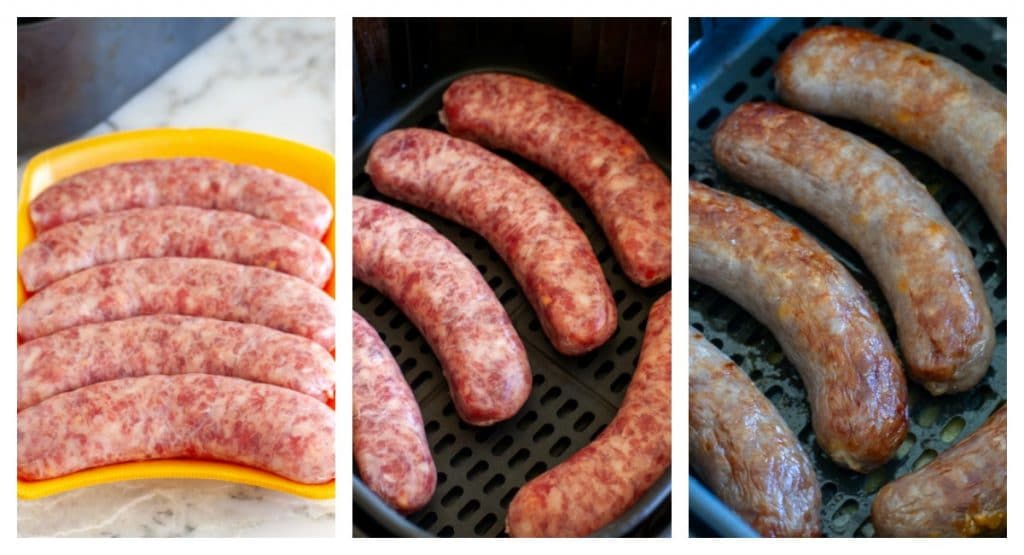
[
  {"left": 872, "top": 404, "right": 1006, "bottom": 537},
  {"left": 366, "top": 128, "right": 617, "bottom": 355},
  {"left": 505, "top": 292, "right": 670, "bottom": 537},
  {"left": 440, "top": 73, "right": 671, "bottom": 287},
  {"left": 775, "top": 26, "right": 1006, "bottom": 243},
  {"left": 689, "top": 326, "right": 821, "bottom": 537},
  {"left": 689, "top": 180, "right": 907, "bottom": 472},
  {"left": 353, "top": 311, "right": 436, "bottom": 513},
  {"left": 712, "top": 102, "right": 994, "bottom": 395}
]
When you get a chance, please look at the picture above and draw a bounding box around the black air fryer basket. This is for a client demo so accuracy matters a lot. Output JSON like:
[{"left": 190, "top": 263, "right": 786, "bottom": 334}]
[
  {"left": 688, "top": 17, "right": 1006, "bottom": 538},
  {"left": 353, "top": 18, "right": 672, "bottom": 538}
]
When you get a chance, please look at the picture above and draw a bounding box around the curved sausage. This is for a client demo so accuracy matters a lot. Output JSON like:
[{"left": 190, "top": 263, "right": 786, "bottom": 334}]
[
  {"left": 440, "top": 73, "right": 671, "bottom": 287},
  {"left": 712, "top": 102, "right": 994, "bottom": 395},
  {"left": 353, "top": 311, "right": 436, "bottom": 514},
  {"left": 29, "top": 158, "right": 334, "bottom": 239},
  {"left": 775, "top": 26, "right": 1006, "bottom": 242},
  {"left": 366, "top": 128, "right": 616, "bottom": 355},
  {"left": 689, "top": 180, "right": 908, "bottom": 472},
  {"left": 505, "top": 292, "right": 670, "bottom": 537},
  {"left": 689, "top": 326, "right": 821, "bottom": 537},
  {"left": 17, "top": 374, "right": 335, "bottom": 484},
  {"left": 352, "top": 196, "right": 530, "bottom": 426},
  {"left": 17, "top": 257, "right": 335, "bottom": 350},
  {"left": 872, "top": 404, "right": 1006, "bottom": 537},
  {"left": 19, "top": 206, "right": 333, "bottom": 292},
  {"left": 18, "top": 315, "right": 335, "bottom": 411}
]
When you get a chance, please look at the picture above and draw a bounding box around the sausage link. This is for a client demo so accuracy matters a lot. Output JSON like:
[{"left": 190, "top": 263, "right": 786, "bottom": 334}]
[
  {"left": 353, "top": 311, "right": 436, "bottom": 514},
  {"left": 29, "top": 158, "right": 334, "bottom": 239},
  {"left": 776, "top": 26, "right": 1006, "bottom": 242},
  {"left": 689, "top": 181, "right": 908, "bottom": 472},
  {"left": 17, "top": 374, "right": 335, "bottom": 484},
  {"left": 872, "top": 404, "right": 1006, "bottom": 537},
  {"left": 440, "top": 73, "right": 671, "bottom": 286},
  {"left": 366, "top": 128, "right": 616, "bottom": 355},
  {"left": 19, "top": 206, "right": 333, "bottom": 292},
  {"left": 689, "top": 326, "right": 821, "bottom": 537},
  {"left": 505, "top": 292, "right": 671, "bottom": 537},
  {"left": 712, "top": 102, "right": 994, "bottom": 395},
  {"left": 17, "top": 257, "right": 335, "bottom": 350},
  {"left": 18, "top": 315, "right": 335, "bottom": 411},
  {"left": 353, "top": 196, "right": 530, "bottom": 426}
]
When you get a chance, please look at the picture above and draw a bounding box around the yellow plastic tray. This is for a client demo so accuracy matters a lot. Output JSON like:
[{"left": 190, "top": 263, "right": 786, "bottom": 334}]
[{"left": 17, "top": 128, "right": 336, "bottom": 500}]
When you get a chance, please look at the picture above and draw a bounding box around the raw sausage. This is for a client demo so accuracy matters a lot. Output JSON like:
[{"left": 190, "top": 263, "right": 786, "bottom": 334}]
[
  {"left": 775, "top": 26, "right": 1006, "bottom": 242},
  {"left": 366, "top": 128, "right": 616, "bottom": 355},
  {"left": 872, "top": 404, "right": 1006, "bottom": 537},
  {"left": 18, "top": 315, "right": 335, "bottom": 411},
  {"left": 353, "top": 311, "right": 436, "bottom": 513},
  {"left": 353, "top": 196, "right": 530, "bottom": 426},
  {"left": 29, "top": 158, "right": 334, "bottom": 239},
  {"left": 19, "top": 206, "right": 333, "bottom": 291},
  {"left": 712, "top": 102, "right": 994, "bottom": 395},
  {"left": 505, "top": 292, "right": 671, "bottom": 537},
  {"left": 440, "top": 73, "right": 671, "bottom": 286},
  {"left": 689, "top": 326, "right": 821, "bottom": 537},
  {"left": 17, "top": 257, "right": 335, "bottom": 350},
  {"left": 17, "top": 374, "right": 335, "bottom": 484},
  {"left": 689, "top": 180, "right": 907, "bottom": 472}
]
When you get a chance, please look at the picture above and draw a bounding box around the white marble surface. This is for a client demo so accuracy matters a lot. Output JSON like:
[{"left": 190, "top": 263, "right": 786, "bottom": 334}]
[{"left": 17, "top": 17, "right": 335, "bottom": 537}]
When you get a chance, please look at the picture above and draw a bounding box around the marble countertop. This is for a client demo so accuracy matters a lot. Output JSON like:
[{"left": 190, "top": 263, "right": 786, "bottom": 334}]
[{"left": 17, "top": 17, "right": 335, "bottom": 537}]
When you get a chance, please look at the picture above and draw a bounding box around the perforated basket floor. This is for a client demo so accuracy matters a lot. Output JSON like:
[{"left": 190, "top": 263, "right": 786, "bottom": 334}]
[
  {"left": 353, "top": 69, "right": 672, "bottom": 538},
  {"left": 688, "top": 17, "right": 1006, "bottom": 538}
]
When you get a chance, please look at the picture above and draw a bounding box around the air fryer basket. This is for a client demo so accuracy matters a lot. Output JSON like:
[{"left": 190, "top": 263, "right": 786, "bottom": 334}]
[
  {"left": 688, "top": 17, "right": 1006, "bottom": 537},
  {"left": 353, "top": 69, "right": 671, "bottom": 537}
]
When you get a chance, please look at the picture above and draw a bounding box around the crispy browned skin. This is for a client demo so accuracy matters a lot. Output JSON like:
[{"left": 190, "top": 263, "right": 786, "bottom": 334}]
[
  {"left": 776, "top": 26, "right": 1006, "bottom": 243},
  {"left": 689, "top": 327, "right": 821, "bottom": 537},
  {"left": 689, "top": 181, "right": 908, "bottom": 472},
  {"left": 872, "top": 405, "right": 1006, "bottom": 537},
  {"left": 712, "top": 102, "right": 994, "bottom": 395}
]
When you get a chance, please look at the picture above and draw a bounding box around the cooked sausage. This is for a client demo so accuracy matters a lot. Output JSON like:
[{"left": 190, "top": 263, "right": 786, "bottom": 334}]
[
  {"left": 17, "top": 374, "right": 335, "bottom": 484},
  {"left": 505, "top": 292, "right": 671, "bottom": 537},
  {"left": 689, "top": 326, "right": 821, "bottom": 537},
  {"left": 440, "top": 73, "right": 671, "bottom": 287},
  {"left": 17, "top": 257, "right": 335, "bottom": 350},
  {"left": 352, "top": 196, "right": 530, "bottom": 426},
  {"left": 689, "top": 180, "right": 907, "bottom": 472},
  {"left": 366, "top": 128, "right": 617, "bottom": 355},
  {"left": 775, "top": 26, "right": 1006, "bottom": 242},
  {"left": 872, "top": 404, "right": 1006, "bottom": 537},
  {"left": 353, "top": 311, "right": 436, "bottom": 514},
  {"left": 29, "top": 158, "right": 334, "bottom": 239},
  {"left": 18, "top": 315, "right": 335, "bottom": 411},
  {"left": 19, "top": 206, "right": 333, "bottom": 292},
  {"left": 712, "top": 102, "right": 994, "bottom": 395}
]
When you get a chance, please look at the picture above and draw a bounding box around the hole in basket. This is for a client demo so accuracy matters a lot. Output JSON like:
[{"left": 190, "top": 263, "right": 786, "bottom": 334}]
[
  {"left": 475, "top": 513, "right": 498, "bottom": 535},
  {"left": 913, "top": 449, "right": 937, "bottom": 471},
  {"left": 776, "top": 32, "right": 797, "bottom": 53},
  {"left": 450, "top": 447, "right": 473, "bottom": 467},
  {"left": 904, "top": 32, "right": 922, "bottom": 45},
  {"left": 590, "top": 424, "right": 607, "bottom": 442},
  {"left": 997, "top": 320, "right": 1006, "bottom": 337},
  {"left": 475, "top": 427, "right": 495, "bottom": 443},
  {"left": 961, "top": 43, "right": 985, "bottom": 61},
  {"left": 517, "top": 411, "right": 538, "bottom": 430},
  {"left": 438, "top": 526, "right": 454, "bottom": 537},
  {"left": 821, "top": 482, "right": 837, "bottom": 501},
  {"left": 613, "top": 289, "right": 626, "bottom": 303},
  {"left": 979, "top": 260, "right": 998, "bottom": 282},
  {"left": 438, "top": 471, "right": 447, "bottom": 485},
  {"left": 574, "top": 411, "right": 596, "bottom": 432},
  {"left": 534, "top": 373, "right": 546, "bottom": 387},
  {"left": 594, "top": 360, "right": 614, "bottom": 380},
  {"left": 468, "top": 460, "right": 489, "bottom": 480},
  {"left": 525, "top": 461, "right": 548, "bottom": 481},
  {"left": 610, "top": 372, "right": 632, "bottom": 393},
  {"left": 540, "top": 387, "right": 562, "bottom": 405},
  {"left": 881, "top": 21, "right": 903, "bottom": 38},
  {"left": 832, "top": 499, "right": 860, "bottom": 530},
  {"left": 441, "top": 486, "right": 464, "bottom": 507},
  {"left": 358, "top": 289, "right": 375, "bottom": 304},
  {"left": 443, "top": 401, "right": 456, "bottom": 416},
  {"left": 425, "top": 420, "right": 440, "bottom": 435},
  {"left": 492, "top": 436, "right": 513, "bottom": 456},
  {"left": 388, "top": 344, "right": 402, "bottom": 357},
  {"left": 557, "top": 399, "right": 579, "bottom": 418},
  {"left": 499, "top": 288, "right": 518, "bottom": 303},
  {"left": 458, "top": 499, "right": 481, "bottom": 521},
  {"left": 724, "top": 82, "right": 748, "bottom": 103},
  {"left": 995, "top": 279, "right": 1006, "bottom": 300},
  {"left": 374, "top": 297, "right": 393, "bottom": 317},
  {"left": 528, "top": 318, "right": 540, "bottom": 332},
  {"left": 692, "top": 321, "right": 705, "bottom": 333},
  {"left": 597, "top": 247, "right": 612, "bottom": 264},
  {"left": 404, "top": 328, "right": 418, "bottom": 342},
  {"left": 509, "top": 448, "right": 530, "bottom": 468},
  {"left": 388, "top": 314, "right": 404, "bottom": 329},
  {"left": 929, "top": 22, "right": 954, "bottom": 41},
  {"left": 710, "top": 337, "right": 724, "bottom": 350},
  {"left": 896, "top": 433, "right": 916, "bottom": 459},
  {"left": 487, "top": 275, "right": 502, "bottom": 289},
  {"left": 410, "top": 370, "right": 432, "bottom": 390},
  {"left": 483, "top": 474, "right": 505, "bottom": 494},
  {"left": 915, "top": 404, "right": 940, "bottom": 427},
  {"left": 434, "top": 434, "right": 456, "bottom": 453},
  {"left": 941, "top": 416, "right": 966, "bottom": 443},
  {"left": 418, "top": 511, "right": 437, "bottom": 528},
  {"left": 400, "top": 357, "right": 417, "bottom": 372},
  {"left": 533, "top": 423, "right": 554, "bottom": 442},
  {"left": 750, "top": 56, "right": 773, "bottom": 77},
  {"left": 864, "top": 468, "right": 888, "bottom": 494},
  {"left": 994, "top": 63, "right": 1006, "bottom": 79},
  {"left": 500, "top": 488, "right": 518, "bottom": 509},
  {"left": 697, "top": 107, "right": 721, "bottom": 130},
  {"left": 550, "top": 436, "right": 571, "bottom": 457},
  {"left": 616, "top": 336, "right": 638, "bottom": 355},
  {"left": 623, "top": 301, "right": 644, "bottom": 320},
  {"left": 730, "top": 353, "right": 745, "bottom": 366}
]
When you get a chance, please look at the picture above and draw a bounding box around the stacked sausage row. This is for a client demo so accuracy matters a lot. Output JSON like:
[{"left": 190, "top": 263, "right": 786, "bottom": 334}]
[
  {"left": 17, "top": 158, "right": 336, "bottom": 485},
  {"left": 353, "top": 73, "right": 672, "bottom": 537},
  {"left": 689, "top": 26, "right": 1006, "bottom": 537}
]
